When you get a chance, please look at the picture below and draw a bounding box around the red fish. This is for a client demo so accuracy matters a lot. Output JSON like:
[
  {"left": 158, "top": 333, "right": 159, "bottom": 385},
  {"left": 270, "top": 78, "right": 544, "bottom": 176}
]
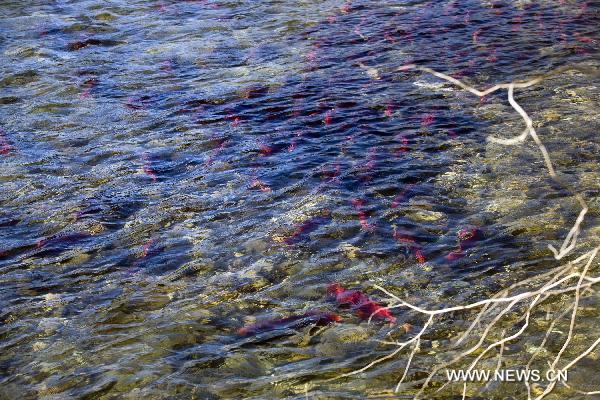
[
  {"left": 446, "top": 249, "right": 465, "bottom": 261},
  {"left": 141, "top": 152, "right": 158, "bottom": 182},
  {"left": 324, "top": 108, "right": 335, "bottom": 125},
  {"left": 327, "top": 283, "right": 396, "bottom": 324},
  {"left": 67, "top": 38, "right": 102, "bottom": 51},
  {"left": 283, "top": 214, "right": 331, "bottom": 245},
  {"left": 391, "top": 184, "right": 415, "bottom": 209},
  {"left": 358, "top": 148, "right": 378, "bottom": 182},
  {"left": 472, "top": 28, "right": 483, "bottom": 44},
  {"left": 250, "top": 177, "right": 271, "bottom": 192},
  {"left": 320, "top": 162, "right": 341, "bottom": 182},
  {"left": 384, "top": 103, "right": 394, "bottom": 117},
  {"left": 395, "top": 134, "right": 410, "bottom": 155},
  {"left": 414, "top": 248, "right": 426, "bottom": 263},
  {"left": 36, "top": 232, "right": 90, "bottom": 249},
  {"left": 73, "top": 203, "right": 104, "bottom": 221},
  {"left": 421, "top": 113, "right": 436, "bottom": 127},
  {"left": 80, "top": 77, "right": 99, "bottom": 99},
  {"left": 393, "top": 227, "right": 426, "bottom": 263},
  {"left": 351, "top": 198, "right": 375, "bottom": 232},
  {"left": 224, "top": 111, "right": 241, "bottom": 127},
  {"left": 129, "top": 238, "right": 159, "bottom": 274},
  {"left": 446, "top": 226, "right": 483, "bottom": 261},
  {"left": 242, "top": 85, "right": 270, "bottom": 99},
  {"left": 383, "top": 31, "right": 396, "bottom": 43},
  {"left": 126, "top": 95, "right": 152, "bottom": 110},
  {"left": 511, "top": 15, "right": 522, "bottom": 32},
  {"left": 574, "top": 34, "right": 594, "bottom": 44},
  {"left": 259, "top": 143, "right": 273, "bottom": 156},
  {"left": 457, "top": 227, "right": 483, "bottom": 249},
  {"left": 140, "top": 238, "right": 157, "bottom": 258},
  {"left": 238, "top": 310, "right": 341, "bottom": 336},
  {"left": 38, "top": 24, "right": 51, "bottom": 39},
  {"left": 0, "top": 131, "right": 14, "bottom": 155},
  {"left": 205, "top": 137, "right": 229, "bottom": 166}
]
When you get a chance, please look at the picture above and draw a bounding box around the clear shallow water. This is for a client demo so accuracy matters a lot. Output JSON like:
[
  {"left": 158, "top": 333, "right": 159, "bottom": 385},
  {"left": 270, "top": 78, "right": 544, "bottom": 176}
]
[{"left": 0, "top": 0, "right": 599, "bottom": 398}]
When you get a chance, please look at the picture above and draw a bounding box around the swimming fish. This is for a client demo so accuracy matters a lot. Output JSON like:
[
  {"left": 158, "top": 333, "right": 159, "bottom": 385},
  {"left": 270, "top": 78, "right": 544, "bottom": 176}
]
[
  {"left": 67, "top": 38, "right": 103, "bottom": 51},
  {"left": 205, "top": 137, "right": 229, "bottom": 166},
  {"left": 357, "top": 148, "right": 378, "bottom": 183},
  {"left": 238, "top": 310, "right": 341, "bottom": 336},
  {"left": 574, "top": 34, "right": 594, "bottom": 44},
  {"left": 446, "top": 226, "right": 483, "bottom": 261},
  {"left": 384, "top": 103, "right": 394, "bottom": 117},
  {"left": 390, "top": 184, "right": 415, "bottom": 209},
  {"left": 229, "top": 115, "right": 241, "bottom": 127},
  {"left": 79, "top": 77, "right": 99, "bottom": 99},
  {"left": 472, "top": 28, "right": 483, "bottom": 44},
  {"left": 327, "top": 283, "right": 396, "bottom": 324},
  {"left": 321, "top": 162, "right": 341, "bottom": 182},
  {"left": 140, "top": 238, "right": 157, "bottom": 259},
  {"left": 73, "top": 202, "right": 105, "bottom": 222},
  {"left": 141, "top": 152, "right": 158, "bottom": 182},
  {"left": 249, "top": 177, "right": 271, "bottom": 193},
  {"left": 283, "top": 214, "right": 331, "bottom": 245},
  {"left": 421, "top": 113, "right": 436, "bottom": 127},
  {"left": 351, "top": 198, "right": 376, "bottom": 232},
  {"left": 36, "top": 232, "right": 90, "bottom": 249},
  {"left": 0, "top": 131, "right": 14, "bottom": 155},
  {"left": 242, "top": 85, "right": 270, "bottom": 99},
  {"left": 458, "top": 227, "right": 483, "bottom": 248},
  {"left": 446, "top": 249, "right": 465, "bottom": 261},
  {"left": 126, "top": 95, "right": 152, "bottom": 110},
  {"left": 393, "top": 227, "right": 426, "bottom": 263},
  {"left": 324, "top": 108, "right": 335, "bottom": 125},
  {"left": 383, "top": 30, "right": 397, "bottom": 43},
  {"left": 128, "top": 238, "right": 159, "bottom": 274},
  {"left": 259, "top": 142, "right": 273, "bottom": 156},
  {"left": 67, "top": 38, "right": 119, "bottom": 51},
  {"left": 395, "top": 134, "right": 410, "bottom": 155}
]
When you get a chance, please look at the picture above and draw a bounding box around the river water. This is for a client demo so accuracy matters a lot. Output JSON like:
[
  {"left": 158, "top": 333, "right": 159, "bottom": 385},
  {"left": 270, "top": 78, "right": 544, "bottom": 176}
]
[{"left": 1, "top": 1, "right": 599, "bottom": 399}]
